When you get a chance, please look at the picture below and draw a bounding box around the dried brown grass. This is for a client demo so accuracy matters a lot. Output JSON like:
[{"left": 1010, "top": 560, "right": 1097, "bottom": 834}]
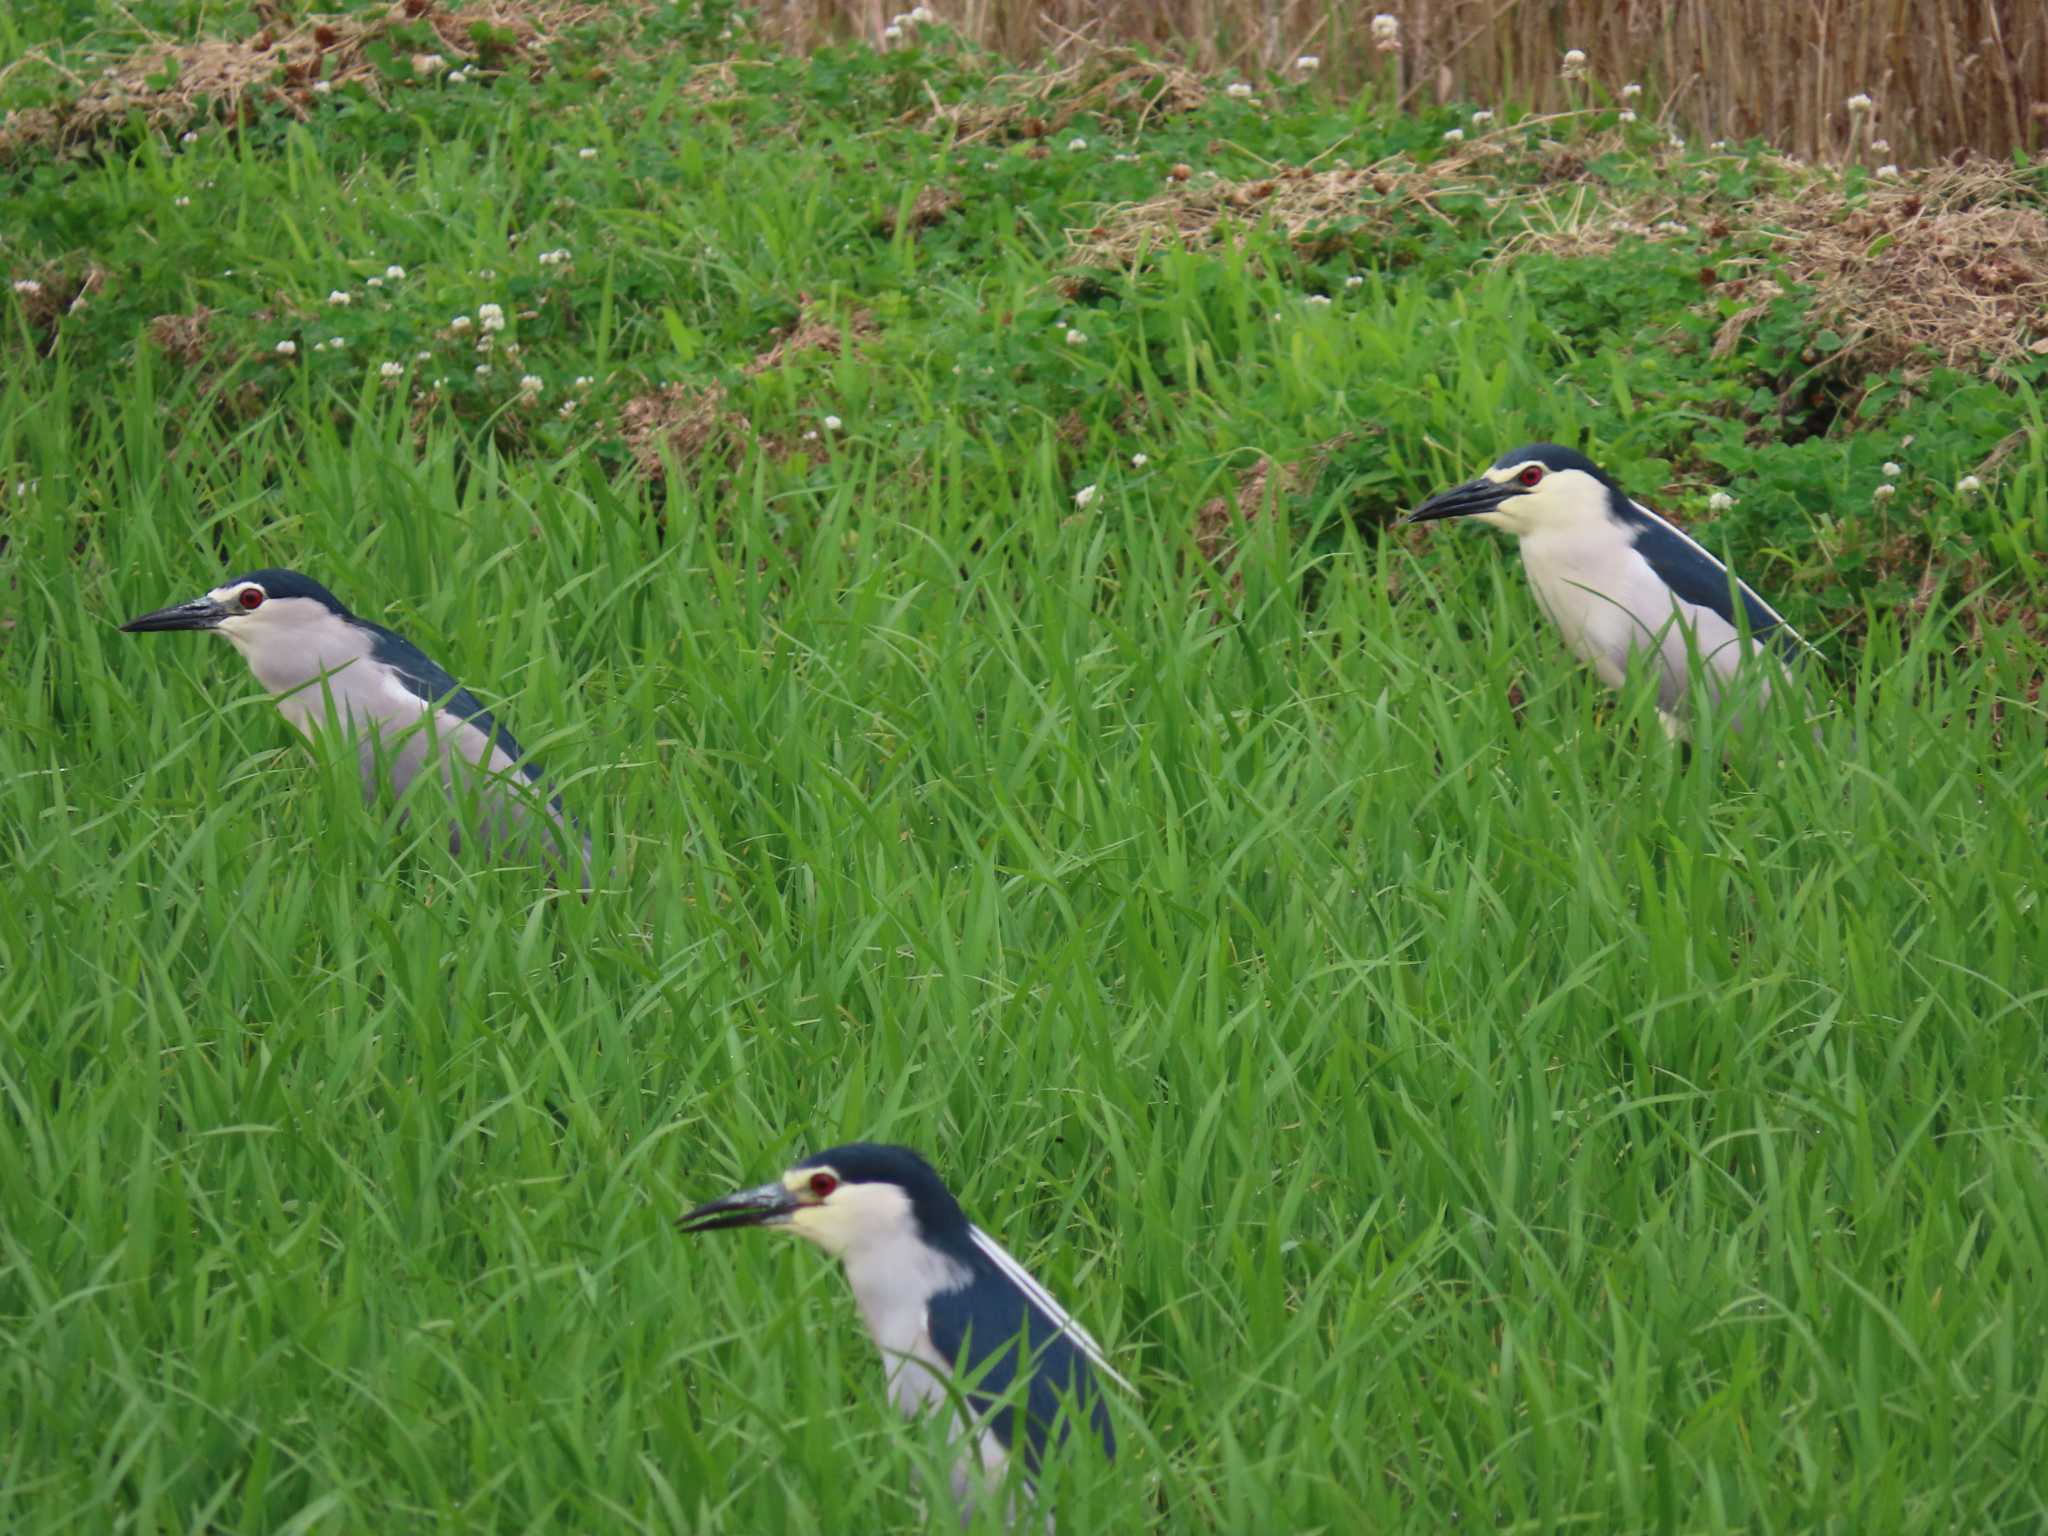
[
  {"left": 1075, "top": 126, "right": 2048, "bottom": 374},
  {"left": 618, "top": 296, "right": 873, "bottom": 476},
  {"left": 904, "top": 47, "right": 1209, "bottom": 142},
  {"left": 1066, "top": 110, "right": 1607, "bottom": 268},
  {"left": 767, "top": 1, "right": 2046, "bottom": 165},
  {"left": 0, "top": 0, "right": 613, "bottom": 157},
  {"left": 1508, "top": 158, "right": 2048, "bottom": 371},
  {"left": 1190, "top": 430, "right": 1364, "bottom": 578}
]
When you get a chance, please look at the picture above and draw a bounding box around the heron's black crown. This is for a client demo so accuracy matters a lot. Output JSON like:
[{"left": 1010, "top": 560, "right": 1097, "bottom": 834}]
[
  {"left": 796, "top": 1143, "right": 970, "bottom": 1239},
  {"left": 227, "top": 568, "right": 353, "bottom": 614},
  {"left": 1489, "top": 443, "right": 1614, "bottom": 483}
]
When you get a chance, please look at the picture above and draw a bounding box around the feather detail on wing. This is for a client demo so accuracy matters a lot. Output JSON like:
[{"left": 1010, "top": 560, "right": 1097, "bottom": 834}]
[
  {"left": 967, "top": 1226, "right": 1133, "bottom": 1393},
  {"left": 1622, "top": 500, "right": 1814, "bottom": 662}
]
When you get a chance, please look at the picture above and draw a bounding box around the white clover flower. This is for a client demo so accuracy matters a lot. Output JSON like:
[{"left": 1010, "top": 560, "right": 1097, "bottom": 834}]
[
  {"left": 1471, "top": 109, "right": 1494, "bottom": 124},
  {"left": 1668, "top": 135, "right": 1686, "bottom": 150},
  {"left": 1846, "top": 93, "right": 1874, "bottom": 113},
  {"left": 1132, "top": 453, "right": 1148, "bottom": 467},
  {"left": 1068, "top": 137, "right": 1088, "bottom": 151},
  {"left": 1876, "top": 164, "right": 1900, "bottom": 179},
  {"left": 450, "top": 315, "right": 473, "bottom": 332},
  {"left": 1707, "top": 491, "right": 1735, "bottom": 512},
  {"left": 385, "top": 265, "right": 406, "bottom": 280},
  {"left": 1956, "top": 474, "right": 1983, "bottom": 495},
  {"left": 476, "top": 335, "right": 493, "bottom": 353},
  {"left": 578, "top": 147, "right": 598, "bottom": 160},
  {"left": 328, "top": 290, "right": 352, "bottom": 306},
  {"left": 574, "top": 375, "right": 594, "bottom": 388},
  {"left": 1371, "top": 13, "right": 1400, "bottom": 50},
  {"left": 1871, "top": 137, "right": 1890, "bottom": 153},
  {"left": 275, "top": 339, "right": 297, "bottom": 355},
  {"left": 1226, "top": 82, "right": 1254, "bottom": 98},
  {"left": 1064, "top": 327, "right": 1088, "bottom": 345},
  {"left": 1873, "top": 483, "right": 1896, "bottom": 501},
  {"left": 1621, "top": 82, "right": 1642, "bottom": 99},
  {"left": 1344, "top": 274, "right": 1364, "bottom": 288},
  {"left": 365, "top": 276, "right": 383, "bottom": 288},
  {"left": 802, "top": 429, "right": 820, "bottom": 442},
  {"left": 1882, "top": 461, "right": 1901, "bottom": 478},
  {"left": 1295, "top": 55, "right": 1319, "bottom": 71},
  {"left": 1710, "top": 139, "right": 1728, "bottom": 150},
  {"left": 380, "top": 361, "right": 404, "bottom": 379},
  {"left": 328, "top": 336, "right": 345, "bottom": 349},
  {"left": 12, "top": 279, "right": 42, "bottom": 295},
  {"left": 311, "top": 79, "right": 332, "bottom": 95},
  {"left": 412, "top": 53, "right": 446, "bottom": 75},
  {"left": 1073, "top": 484, "right": 1098, "bottom": 509},
  {"left": 1306, "top": 294, "right": 1332, "bottom": 305},
  {"left": 1618, "top": 110, "right": 1636, "bottom": 124},
  {"left": 910, "top": 5, "right": 935, "bottom": 20},
  {"left": 181, "top": 131, "right": 199, "bottom": 145},
  {"left": 1442, "top": 128, "right": 1464, "bottom": 143},
  {"left": 1113, "top": 152, "right": 1139, "bottom": 163},
  {"left": 519, "top": 373, "right": 543, "bottom": 395},
  {"left": 475, "top": 364, "right": 492, "bottom": 378},
  {"left": 448, "top": 69, "right": 468, "bottom": 83},
  {"left": 883, "top": 24, "right": 902, "bottom": 39},
  {"left": 312, "top": 340, "right": 328, "bottom": 352},
  {"left": 539, "top": 248, "right": 573, "bottom": 266},
  {"left": 172, "top": 195, "right": 191, "bottom": 207},
  {"left": 823, "top": 414, "right": 843, "bottom": 431},
  {"left": 416, "top": 351, "right": 433, "bottom": 362},
  {"left": 1561, "top": 48, "right": 1588, "bottom": 79}
]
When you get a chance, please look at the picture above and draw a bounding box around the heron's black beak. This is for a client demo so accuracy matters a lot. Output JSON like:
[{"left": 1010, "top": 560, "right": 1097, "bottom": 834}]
[
  {"left": 678, "top": 1180, "right": 801, "bottom": 1234},
  {"left": 120, "top": 595, "right": 228, "bottom": 633},
  {"left": 1403, "top": 476, "right": 1518, "bottom": 526}
]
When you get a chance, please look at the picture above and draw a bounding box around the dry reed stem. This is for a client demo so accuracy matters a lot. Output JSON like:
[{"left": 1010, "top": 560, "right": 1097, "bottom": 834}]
[{"left": 769, "top": 0, "right": 2046, "bottom": 164}]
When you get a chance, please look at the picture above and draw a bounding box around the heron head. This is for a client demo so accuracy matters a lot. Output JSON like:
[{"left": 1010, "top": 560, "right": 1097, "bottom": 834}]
[
  {"left": 1405, "top": 443, "right": 1620, "bottom": 537},
  {"left": 678, "top": 1143, "right": 965, "bottom": 1260},
  {"left": 121, "top": 568, "right": 354, "bottom": 660}
]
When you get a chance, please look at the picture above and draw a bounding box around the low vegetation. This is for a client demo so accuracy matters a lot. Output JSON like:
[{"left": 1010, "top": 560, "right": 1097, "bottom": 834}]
[{"left": 2, "top": 4, "right": 2045, "bottom": 1531}]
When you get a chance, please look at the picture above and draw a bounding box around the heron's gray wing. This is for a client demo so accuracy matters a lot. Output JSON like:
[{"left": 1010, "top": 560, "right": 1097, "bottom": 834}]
[
  {"left": 358, "top": 622, "right": 555, "bottom": 795},
  {"left": 1618, "top": 504, "right": 1806, "bottom": 662},
  {"left": 926, "top": 1278, "right": 1115, "bottom": 1471}
]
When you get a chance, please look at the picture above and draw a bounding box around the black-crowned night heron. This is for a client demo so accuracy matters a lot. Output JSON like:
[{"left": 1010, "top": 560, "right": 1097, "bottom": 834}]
[
  {"left": 121, "top": 567, "right": 588, "bottom": 881},
  {"left": 1405, "top": 444, "right": 1809, "bottom": 734},
  {"left": 679, "top": 1143, "right": 1124, "bottom": 1524}
]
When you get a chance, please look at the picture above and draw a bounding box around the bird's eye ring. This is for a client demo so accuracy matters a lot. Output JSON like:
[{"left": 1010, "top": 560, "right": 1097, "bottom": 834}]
[
  {"left": 238, "top": 587, "right": 266, "bottom": 611},
  {"left": 808, "top": 1171, "right": 838, "bottom": 1200},
  {"left": 1517, "top": 466, "right": 1545, "bottom": 488}
]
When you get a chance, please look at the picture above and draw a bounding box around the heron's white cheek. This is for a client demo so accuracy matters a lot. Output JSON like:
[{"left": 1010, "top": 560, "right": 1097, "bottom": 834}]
[{"left": 789, "top": 1183, "right": 917, "bottom": 1260}]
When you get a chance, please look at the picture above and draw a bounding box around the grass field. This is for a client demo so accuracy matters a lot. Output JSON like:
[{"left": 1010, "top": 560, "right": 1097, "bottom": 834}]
[{"left": 4, "top": 5, "right": 2048, "bottom": 1532}]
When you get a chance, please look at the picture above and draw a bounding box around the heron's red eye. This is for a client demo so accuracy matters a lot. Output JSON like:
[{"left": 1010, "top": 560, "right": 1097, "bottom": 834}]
[
  {"left": 238, "top": 587, "right": 265, "bottom": 611},
  {"left": 808, "top": 1171, "right": 838, "bottom": 1200},
  {"left": 1517, "top": 465, "right": 1545, "bottom": 488}
]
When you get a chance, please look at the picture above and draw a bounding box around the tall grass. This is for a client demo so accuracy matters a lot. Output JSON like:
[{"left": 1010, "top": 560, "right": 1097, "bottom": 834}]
[
  {"left": 776, "top": 0, "right": 2047, "bottom": 163},
  {"left": 3, "top": 11, "right": 2047, "bottom": 1532}
]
